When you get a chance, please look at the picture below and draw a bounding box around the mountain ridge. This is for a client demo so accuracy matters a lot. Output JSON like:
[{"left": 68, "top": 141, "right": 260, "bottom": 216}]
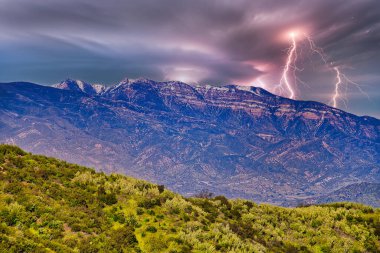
[
  {"left": 0, "top": 78, "right": 379, "bottom": 206},
  {"left": 56, "top": 77, "right": 380, "bottom": 121}
]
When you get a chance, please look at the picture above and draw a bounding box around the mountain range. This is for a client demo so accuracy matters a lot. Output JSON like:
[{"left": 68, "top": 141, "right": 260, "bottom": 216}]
[{"left": 0, "top": 78, "right": 379, "bottom": 206}]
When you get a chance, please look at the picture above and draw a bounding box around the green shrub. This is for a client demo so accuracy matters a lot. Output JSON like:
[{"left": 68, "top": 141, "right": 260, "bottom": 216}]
[
  {"left": 146, "top": 225, "right": 157, "bottom": 233},
  {"left": 136, "top": 208, "right": 144, "bottom": 215}
]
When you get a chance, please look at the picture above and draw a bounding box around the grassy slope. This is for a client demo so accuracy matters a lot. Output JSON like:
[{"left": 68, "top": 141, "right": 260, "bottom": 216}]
[{"left": 0, "top": 145, "right": 379, "bottom": 253}]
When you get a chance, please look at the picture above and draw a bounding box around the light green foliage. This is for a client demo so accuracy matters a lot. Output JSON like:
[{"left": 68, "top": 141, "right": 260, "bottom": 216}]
[{"left": 0, "top": 145, "right": 379, "bottom": 252}]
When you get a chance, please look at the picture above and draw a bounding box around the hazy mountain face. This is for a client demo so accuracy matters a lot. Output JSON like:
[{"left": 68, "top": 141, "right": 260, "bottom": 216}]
[{"left": 0, "top": 79, "right": 379, "bottom": 206}]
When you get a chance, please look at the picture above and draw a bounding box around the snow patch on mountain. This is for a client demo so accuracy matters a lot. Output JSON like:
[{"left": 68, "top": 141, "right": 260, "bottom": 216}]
[{"left": 54, "top": 79, "right": 106, "bottom": 95}]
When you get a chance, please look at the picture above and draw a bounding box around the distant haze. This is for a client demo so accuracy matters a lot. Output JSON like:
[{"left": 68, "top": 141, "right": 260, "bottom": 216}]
[{"left": 0, "top": 0, "right": 379, "bottom": 118}]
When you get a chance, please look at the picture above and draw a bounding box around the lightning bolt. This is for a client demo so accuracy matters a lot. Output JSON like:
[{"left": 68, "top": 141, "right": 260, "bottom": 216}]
[
  {"left": 260, "top": 32, "right": 368, "bottom": 107},
  {"left": 305, "top": 34, "right": 329, "bottom": 65},
  {"left": 305, "top": 34, "right": 342, "bottom": 107},
  {"left": 335, "top": 69, "right": 369, "bottom": 108},
  {"left": 332, "top": 67, "right": 341, "bottom": 108},
  {"left": 256, "top": 78, "right": 266, "bottom": 89},
  {"left": 278, "top": 32, "right": 298, "bottom": 99},
  {"left": 303, "top": 34, "right": 368, "bottom": 108}
]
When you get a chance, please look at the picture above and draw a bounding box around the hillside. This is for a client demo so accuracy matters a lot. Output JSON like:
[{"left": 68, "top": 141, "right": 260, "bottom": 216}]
[
  {"left": 0, "top": 145, "right": 379, "bottom": 252},
  {"left": 302, "top": 183, "right": 380, "bottom": 207},
  {"left": 0, "top": 79, "right": 379, "bottom": 206}
]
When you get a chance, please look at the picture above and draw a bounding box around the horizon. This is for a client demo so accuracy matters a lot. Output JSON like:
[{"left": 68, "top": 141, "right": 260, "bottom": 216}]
[{"left": 3, "top": 77, "right": 379, "bottom": 120}]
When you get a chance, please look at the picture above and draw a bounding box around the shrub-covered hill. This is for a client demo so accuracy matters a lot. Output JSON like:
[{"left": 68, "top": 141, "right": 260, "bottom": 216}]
[{"left": 0, "top": 145, "right": 379, "bottom": 253}]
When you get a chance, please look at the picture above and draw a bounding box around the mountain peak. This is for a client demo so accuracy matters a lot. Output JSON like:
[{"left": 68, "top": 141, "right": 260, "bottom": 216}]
[
  {"left": 111, "top": 77, "right": 156, "bottom": 90},
  {"left": 134, "top": 77, "right": 154, "bottom": 82},
  {"left": 119, "top": 77, "right": 130, "bottom": 85},
  {"left": 54, "top": 79, "right": 106, "bottom": 95}
]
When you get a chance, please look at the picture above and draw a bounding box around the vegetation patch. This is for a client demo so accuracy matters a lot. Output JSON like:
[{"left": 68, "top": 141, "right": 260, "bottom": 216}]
[{"left": 0, "top": 145, "right": 379, "bottom": 252}]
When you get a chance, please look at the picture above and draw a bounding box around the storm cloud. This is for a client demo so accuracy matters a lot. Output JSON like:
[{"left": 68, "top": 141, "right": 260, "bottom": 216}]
[{"left": 0, "top": 0, "right": 379, "bottom": 117}]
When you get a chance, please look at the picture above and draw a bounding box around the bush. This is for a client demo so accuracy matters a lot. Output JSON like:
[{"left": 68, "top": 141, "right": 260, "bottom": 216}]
[
  {"left": 97, "top": 186, "right": 118, "bottom": 205},
  {"left": 138, "top": 198, "right": 160, "bottom": 209},
  {"left": 4, "top": 182, "right": 23, "bottom": 194},
  {"left": 136, "top": 208, "right": 144, "bottom": 215},
  {"left": 214, "top": 195, "right": 231, "bottom": 209},
  {"left": 146, "top": 226, "right": 157, "bottom": 233},
  {"left": 110, "top": 225, "right": 138, "bottom": 250},
  {"left": 157, "top": 185, "right": 165, "bottom": 194},
  {"left": 0, "top": 145, "right": 26, "bottom": 157}
]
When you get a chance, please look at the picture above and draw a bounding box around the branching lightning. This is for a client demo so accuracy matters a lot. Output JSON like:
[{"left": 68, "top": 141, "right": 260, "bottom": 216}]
[
  {"left": 305, "top": 34, "right": 343, "bottom": 107},
  {"left": 307, "top": 34, "right": 369, "bottom": 108},
  {"left": 334, "top": 69, "right": 370, "bottom": 107},
  {"left": 305, "top": 34, "right": 346, "bottom": 107},
  {"left": 278, "top": 32, "right": 298, "bottom": 99},
  {"left": 305, "top": 34, "right": 328, "bottom": 65},
  {"left": 274, "top": 31, "right": 368, "bottom": 108}
]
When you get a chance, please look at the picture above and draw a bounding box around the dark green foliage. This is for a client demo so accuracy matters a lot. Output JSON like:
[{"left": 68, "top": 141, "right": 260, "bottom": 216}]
[
  {"left": 138, "top": 198, "right": 161, "bottom": 208},
  {"left": 136, "top": 208, "right": 144, "bottom": 215},
  {"left": 4, "top": 182, "right": 23, "bottom": 194},
  {"left": 112, "top": 210, "right": 126, "bottom": 223},
  {"left": 157, "top": 184, "right": 165, "bottom": 193},
  {"left": 146, "top": 225, "right": 157, "bottom": 233},
  {"left": 110, "top": 225, "right": 139, "bottom": 251},
  {"left": 214, "top": 195, "right": 231, "bottom": 209},
  {"left": 0, "top": 144, "right": 26, "bottom": 158},
  {"left": 97, "top": 186, "right": 118, "bottom": 205}
]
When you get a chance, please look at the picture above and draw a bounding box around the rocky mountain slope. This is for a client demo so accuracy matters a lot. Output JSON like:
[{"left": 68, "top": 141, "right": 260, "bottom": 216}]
[
  {"left": 1, "top": 145, "right": 379, "bottom": 252},
  {"left": 0, "top": 78, "right": 379, "bottom": 206}
]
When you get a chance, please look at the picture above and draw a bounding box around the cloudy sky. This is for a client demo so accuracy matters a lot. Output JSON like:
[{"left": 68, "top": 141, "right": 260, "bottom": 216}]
[{"left": 0, "top": 0, "right": 379, "bottom": 117}]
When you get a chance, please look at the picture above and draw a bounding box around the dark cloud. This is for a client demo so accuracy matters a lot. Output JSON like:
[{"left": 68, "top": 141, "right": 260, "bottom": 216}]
[{"left": 0, "top": 0, "right": 379, "bottom": 117}]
